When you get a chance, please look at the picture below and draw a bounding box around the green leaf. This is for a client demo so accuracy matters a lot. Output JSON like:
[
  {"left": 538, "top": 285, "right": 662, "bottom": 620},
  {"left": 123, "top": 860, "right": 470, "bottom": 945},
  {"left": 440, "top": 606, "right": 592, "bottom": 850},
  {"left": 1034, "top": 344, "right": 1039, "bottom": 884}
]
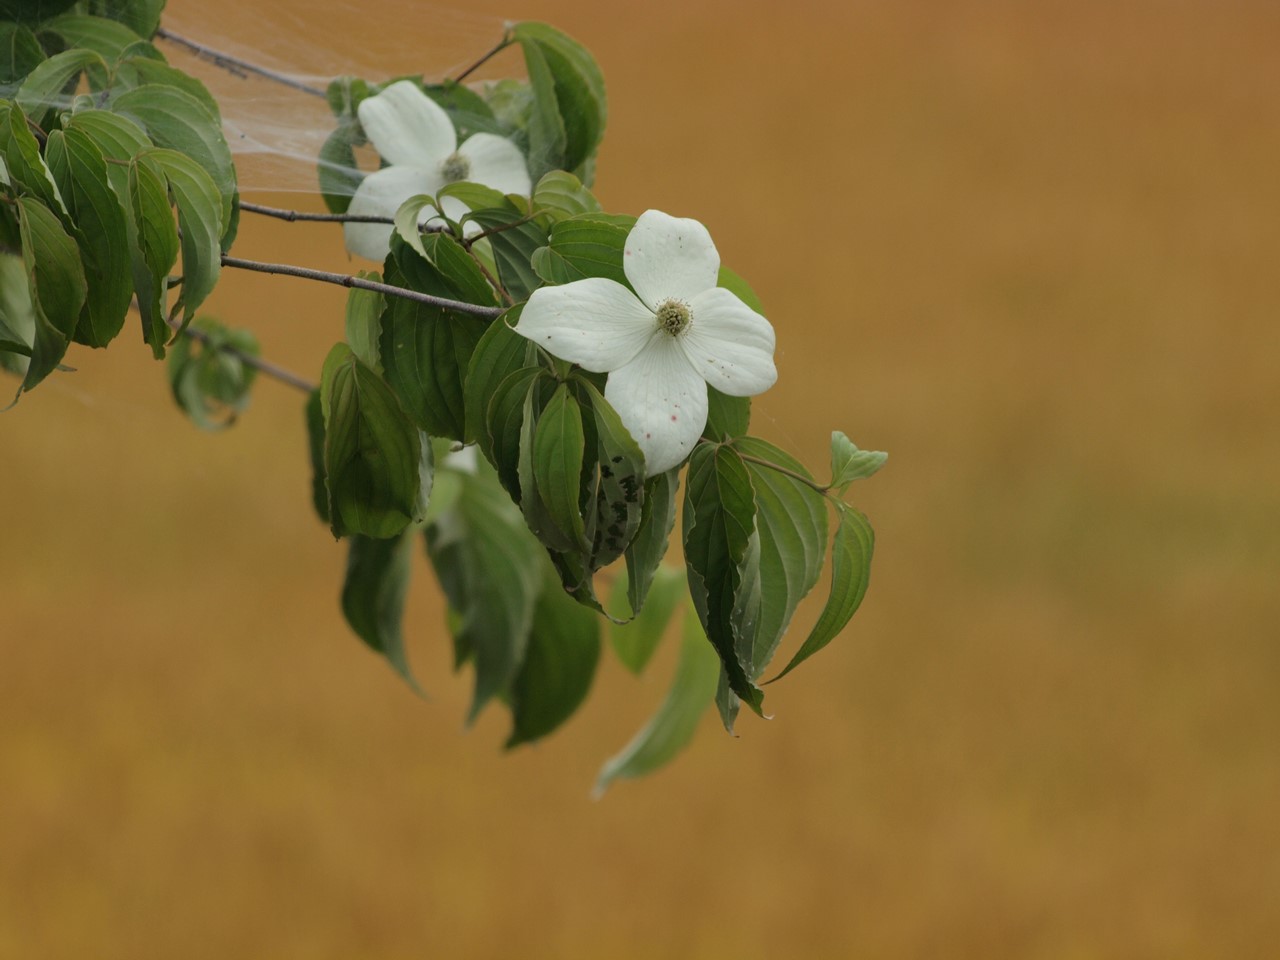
[
  {"left": 608, "top": 563, "right": 685, "bottom": 675},
  {"left": 320, "top": 342, "right": 423, "bottom": 539},
  {"left": 530, "top": 212, "right": 634, "bottom": 288},
  {"left": 531, "top": 381, "right": 589, "bottom": 549},
  {"left": 531, "top": 170, "right": 600, "bottom": 223},
  {"left": 770, "top": 503, "right": 875, "bottom": 683},
  {"left": 464, "top": 302, "right": 531, "bottom": 448},
  {"left": 341, "top": 530, "right": 422, "bottom": 694},
  {"left": 594, "top": 602, "right": 720, "bottom": 796},
  {"left": 14, "top": 194, "right": 85, "bottom": 394},
  {"left": 716, "top": 265, "right": 765, "bottom": 314},
  {"left": 40, "top": 14, "right": 145, "bottom": 62},
  {"left": 734, "top": 437, "right": 829, "bottom": 678},
  {"left": 506, "top": 560, "right": 601, "bottom": 748},
  {"left": 344, "top": 270, "right": 383, "bottom": 373},
  {"left": 111, "top": 84, "right": 236, "bottom": 236},
  {"left": 703, "top": 388, "right": 750, "bottom": 442},
  {"left": 114, "top": 55, "right": 222, "bottom": 122},
  {"left": 425, "top": 466, "right": 542, "bottom": 720},
  {"left": 484, "top": 363, "right": 543, "bottom": 501},
  {"left": 325, "top": 75, "right": 372, "bottom": 120},
  {"left": 463, "top": 200, "right": 547, "bottom": 302},
  {"left": 139, "top": 148, "right": 222, "bottom": 329},
  {"left": 516, "top": 373, "right": 578, "bottom": 554},
  {"left": 318, "top": 120, "right": 363, "bottom": 214},
  {"left": 305, "top": 388, "right": 329, "bottom": 525},
  {"left": 830, "top": 430, "right": 888, "bottom": 490},
  {"left": 0, "top": 100, "right": 66, "bottom": 214},
  {"left": 64, "top": 107, "right": 152, "bottom": 196},
  {"left": 0, "top": 251, "right": 35, "bottom": 376},
  {"left": 126, "top": 154, "right": 177, "bottom": 356},
  {"left": 513, "top": 22, "right": 607, "bottom": 180},
  {"left": 576, "top": 378, "right": 645, "bottom": 570},
  {"left": 15, "top": 48, "right": 103, "bottom": 126},
  {"left": 0, "top": 24, "right": 45, "bottom": 101},
  {"left": 424, "top": 81, "right": 501, "bottom": 141},
  {"left": 624, "top": 468, "right": 678, "bottom": 614},
  {"left": 166, "top": 318, "right": 258, "bottom": 431},
  {"left": 681, "top": 443, "right": 764, "bottom": 718},
  {"left": 378, "top": 238, "right": 493, "bottom": 440},
  {"left": 44, "top": 127, "right": 132, "bottom": 347}
]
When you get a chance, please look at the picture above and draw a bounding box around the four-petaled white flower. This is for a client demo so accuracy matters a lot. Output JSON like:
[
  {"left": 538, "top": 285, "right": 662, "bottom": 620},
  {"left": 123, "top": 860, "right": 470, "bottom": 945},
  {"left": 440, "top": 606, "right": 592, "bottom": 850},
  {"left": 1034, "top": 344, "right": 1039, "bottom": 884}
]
[
  {"left": 343, "top": 80, "right": 532, "bottom": 262},
  {"left": 513, "top": 210, "right": 777, "bottom": 475}
]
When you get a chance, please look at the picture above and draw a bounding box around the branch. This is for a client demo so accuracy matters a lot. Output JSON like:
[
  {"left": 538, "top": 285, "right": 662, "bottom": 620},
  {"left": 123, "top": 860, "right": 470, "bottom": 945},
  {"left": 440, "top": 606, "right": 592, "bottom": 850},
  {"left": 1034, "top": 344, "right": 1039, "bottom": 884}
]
[
  {"left": 239, "top": 201, "right": 395, "bottom": 225},
  {"left": 154, "top": 27, "right": 328, "bottom": 99},
  {"left": 451, "top": 34, "right": 515, "bottom": 84},
  {"left": 153, "top": 310, "right": 316, "bottom": 394},
  {"left": 220, "top": 255, "right": 506, "bottom": 319}
]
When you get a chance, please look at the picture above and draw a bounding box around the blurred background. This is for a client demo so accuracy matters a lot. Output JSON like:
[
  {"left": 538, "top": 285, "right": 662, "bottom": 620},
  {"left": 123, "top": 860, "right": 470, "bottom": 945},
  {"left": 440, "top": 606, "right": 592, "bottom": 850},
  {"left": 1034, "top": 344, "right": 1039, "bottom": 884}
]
[{"left": 3, "top": 0, "right": 1279, "bottom": 955}]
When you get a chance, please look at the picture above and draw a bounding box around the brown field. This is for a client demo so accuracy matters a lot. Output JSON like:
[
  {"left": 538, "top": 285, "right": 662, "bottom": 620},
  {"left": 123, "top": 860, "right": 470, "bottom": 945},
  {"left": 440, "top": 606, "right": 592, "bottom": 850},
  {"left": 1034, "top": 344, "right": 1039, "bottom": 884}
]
[{"left": 3, "top": 0, "right": 1278, "bottom": 956}]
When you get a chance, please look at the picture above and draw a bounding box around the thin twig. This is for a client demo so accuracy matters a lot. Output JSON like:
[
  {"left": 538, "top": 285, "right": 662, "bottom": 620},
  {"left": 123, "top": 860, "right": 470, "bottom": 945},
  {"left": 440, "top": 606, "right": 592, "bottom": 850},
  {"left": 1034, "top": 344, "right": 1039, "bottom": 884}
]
[
  {"left": 220, "top": 255, "right": 506, "bottom": 319},
  {"left": 154, "top": 27, "right": 328, "bottom": 99},
  {"left": 724, "top": 446, "right": 834, "bottom": 498},
  {"left": 180, "top": 323, "right": 316, "bottom": 394},
  {"left": 467, "top": 250, "right": 511, "bottom": 306},
  {"left": 461, "top": 213, "right": 539, "bottom": 249},
  {"left": 239, "top": 201, "right": 393, "bottom": 225},
  {"left": 451, "top": 34, "right": 514, "bottom": 84}
]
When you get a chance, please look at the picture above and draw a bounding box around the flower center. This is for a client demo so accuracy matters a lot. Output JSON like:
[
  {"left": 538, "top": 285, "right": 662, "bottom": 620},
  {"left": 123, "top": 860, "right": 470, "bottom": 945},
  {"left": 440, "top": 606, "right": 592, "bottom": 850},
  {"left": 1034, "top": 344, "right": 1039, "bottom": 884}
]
[
  {"left": 440, "top": 151, "right": 471, "bottom": 183},
  {"left": 655, "top": 299, "right": 691, "bottom": 337}
]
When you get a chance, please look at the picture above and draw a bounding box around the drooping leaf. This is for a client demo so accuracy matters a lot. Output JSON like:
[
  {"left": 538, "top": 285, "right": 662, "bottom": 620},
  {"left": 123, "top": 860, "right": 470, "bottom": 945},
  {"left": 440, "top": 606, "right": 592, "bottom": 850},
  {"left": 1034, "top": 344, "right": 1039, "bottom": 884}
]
[
  {"left": 829, "top": 430, "right": 888, "bottom": 490},
  {"left": 463, "top": 199, "right": 548, "bottom": 302},
  {"left": 39, "top": 14, "right": 145, "bottom": 61},
  {"left": 344, "top": 270, "right": 383, "bottom": 373},
  {"left": 516, "top": 373, "right": 578, "bottom": 554},
  {"left": 425, "top": 465, "right": 542, "bottom": 720},
  {"left": 531, "top": 381, "right": 589, "bottom": 550},
  {"left": 530, "top": 212, "right": 634, "bottom": 288},
  {"left": 681, "top": 442, "right": 764, "bottom": 718},
  {"left": 341, "top": 530, "right": 422, "bottom": 693},
  {"left": 113, "top": 55, "right": 222, "bottom": 121},
  {"left": 770, "top": 503, "right": 875, "bottom": 683},
  {"left": 624, "top": 468, "right": 678, "bottom": 615},
  {"left": 15, "top": 47, "right": 104, "bottom": 126},
  {"left": 126, "top": 154, "right": 177, "bottom": 355},
  {"left": 734, "top": 437, "right": 829, "bottom": 678},
  {"left": 318, "top": 120, "right": 363, "bottom": 214},
  {"left": 138, "top": 147, "right": 221, "bottom": 328},
  {"left": 15, "top": 194, "right": 85, "bottom": 393},
  {"left": 320, "top": 342, "right": 423, "bottom": 539},
  {"left": 607, "top": 563, "right": 686, "bottom": 675},
  {"left": 507, "top": 561, "right": 601, "bottom": 748},
  {"left": 378, "top": 237, "right": 494, "bottom": 440},
  {"left": 594, "top": 602, "right": 720, "bottom": 796},
  {"left": 0, "top": 23, "right": 45, "bottom": 101},
  {"left": 513, "top": 22, "right": 607, "bottom": 181},
  {"left": 111, "top": 84, "right": 236, "bottom": 236},
  {"left": 0, "top": 100, "right": 65, "bottom": 214},
  {"left": 43, "top": 126, "right": 132, "bottom": 347},
  {"left": 483, "top": 364, "right": 543, "bottom": 500},
  {"left": 464, "top": 302, "right": 531, "bottom": 448},
  {"left": 0, "top": 252, "right": 35, "bottom": 376},
  {"left": 576, "top": 377, "right": 645, "bottom": 570},
  {"left": 64, "top": 108, "right": 152, "bottom": 197},
  {"left": 166, "top": 318, "right": 258, "bottom": 431},
  {"left": 305, "top": 389, "right": 329, "bottom": 525}
]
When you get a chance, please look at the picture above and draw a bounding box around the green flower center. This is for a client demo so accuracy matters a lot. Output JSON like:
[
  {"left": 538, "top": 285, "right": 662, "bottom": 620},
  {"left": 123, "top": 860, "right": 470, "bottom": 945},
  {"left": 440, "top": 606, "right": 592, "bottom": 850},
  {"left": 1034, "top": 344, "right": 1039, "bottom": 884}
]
[
  {"left": 440, "top": 151, "right": 471, "bottom": 183},
  {"left": 655, "top": 299, "right": 691, "bottom": 337}
]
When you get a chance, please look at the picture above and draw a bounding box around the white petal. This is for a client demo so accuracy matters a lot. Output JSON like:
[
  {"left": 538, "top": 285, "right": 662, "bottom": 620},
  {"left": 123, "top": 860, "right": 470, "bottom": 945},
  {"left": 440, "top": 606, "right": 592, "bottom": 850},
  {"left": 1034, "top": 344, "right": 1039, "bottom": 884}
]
[
  {"left": 459, "top": 133, "right": 532, "bottom": 196},
  {"left": 623, "top": 209, "right": 721, "bottom": 311},
  {"left": 358, "top": 80, "right": 456, "bottom": 168},
  {"left": 682, "top": 287, "right": 778, "bottom": 397},
  {"left": 514, "top": 278, "right": 658, "bottom": 372},
  {"left": 605, "top": 338, "right": 709, "bottom": 475},
  {"left": 343, "top": 166, "right": 438, "bottom": 261}
]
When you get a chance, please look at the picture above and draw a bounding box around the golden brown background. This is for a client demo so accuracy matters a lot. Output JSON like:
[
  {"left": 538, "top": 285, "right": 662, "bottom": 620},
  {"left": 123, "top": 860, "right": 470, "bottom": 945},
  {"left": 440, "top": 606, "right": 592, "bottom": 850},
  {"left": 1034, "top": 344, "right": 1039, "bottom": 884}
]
[{"left": 3, "top": 0, "right": 1279, "bottom": 955}]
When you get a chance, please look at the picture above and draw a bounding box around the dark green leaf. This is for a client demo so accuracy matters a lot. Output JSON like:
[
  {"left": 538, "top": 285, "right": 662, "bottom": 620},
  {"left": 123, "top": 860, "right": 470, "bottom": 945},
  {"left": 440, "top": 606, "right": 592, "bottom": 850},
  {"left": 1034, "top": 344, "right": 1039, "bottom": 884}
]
[
  {"left": 517, "top": 373, "right": 578, "bottom": 554},
  {"left": 342, "top": 531, "right": 422, "bottom": 693},
  {"left": 15, "top": 194, "right": 85, "bottom": 393},
  {"left": 607, "top": 563, "right": 685, "bottom": 675},
  {"left": 305, "top": 388, "right": 329, "bottom": 524},
  {"left": 166, "top": 318, "right": 258, "bottom": 431},
  {"left": 64, "top": 107, "right": 152, "bottom": 198},
  {"left": 830, "top": 430, "right": 888, "bottom": 490},
  {"left": 44, "top": 126, "right": 131, "bottom": 347},
  {"left": 378, "top": 239, "right": 492, "bottom": 440},
  {"left": 0, "top": 0, "right": 79, "bottom": 25},
  {"left": 320, "top": 342, "right": 423, "bottom": 539},
  {"left": 513, "top": 22, "right": 607, "bottom": 180},
  {"left": 594, "top": 602, "right": 719, "bottom": 796},
  {"left": 464, "top": 200, "right": 547, "bottom": 302},
  {"left": 425, "top": 465, "right": 542, "bottom": 720},
  {"left": 625, "top": 468, "right": 678, "bottom": 614},
  {"left": 681, "top": 443, "right": 764, "bottom": 718},
  {"left": 577, "top": 377, "right": 645, "bottom": 570},
  {"left": 40, "top": 14, "right": 144, "bottom": 61},
  {"left": 0, "top": 24, "right": 44, "bottom": 101},
  {"left": 770, "top": 503, "right": 875, "bottom": 683},
  {"left": 0, "top": 100, "right": 66, "bottom": 214},
  {"left": 0, "top": 252, "right": 35, "bottom": 376},
  {"left": 531, "top": 212, "right": 634, "bottom": 288},
  {"left": 318, "top": 120, "right": 363, "bottom": 214},
  {"left": 507, "top": 560, "right": 600, "bottom": 748},
  {"left": 424, "top": 81, "right": 502, "bottom": 140},
  {"left": 88, "top": 0, "right": 165, "bottom": 38},
  {"left": 15, "top": 47, "right": 102, "bottom": 126},
  {"left": 531, "top": 381, "right": 588, "bottom": 549},
  {"left": 484, "top": 364, "right": 543, "bottom": 501},
  {"left": 703, "top": 388, "right": 750, "bottom": 442},
  {"left": 735, "top": 437, "right": 829, "bottom": 678},
  {"left": 464, "top": 302, "right": 531, "bottom": 447}
]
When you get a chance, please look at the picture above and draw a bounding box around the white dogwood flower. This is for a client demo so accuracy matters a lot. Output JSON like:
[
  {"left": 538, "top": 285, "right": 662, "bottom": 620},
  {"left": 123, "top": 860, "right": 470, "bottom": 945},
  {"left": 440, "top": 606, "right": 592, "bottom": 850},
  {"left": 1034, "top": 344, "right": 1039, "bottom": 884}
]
[
  {"left": 343, "top": 80, "right": 532, "bottom": 261},
  {"left": 514, "top": 210, "right": 777, "bottom": 475}
]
